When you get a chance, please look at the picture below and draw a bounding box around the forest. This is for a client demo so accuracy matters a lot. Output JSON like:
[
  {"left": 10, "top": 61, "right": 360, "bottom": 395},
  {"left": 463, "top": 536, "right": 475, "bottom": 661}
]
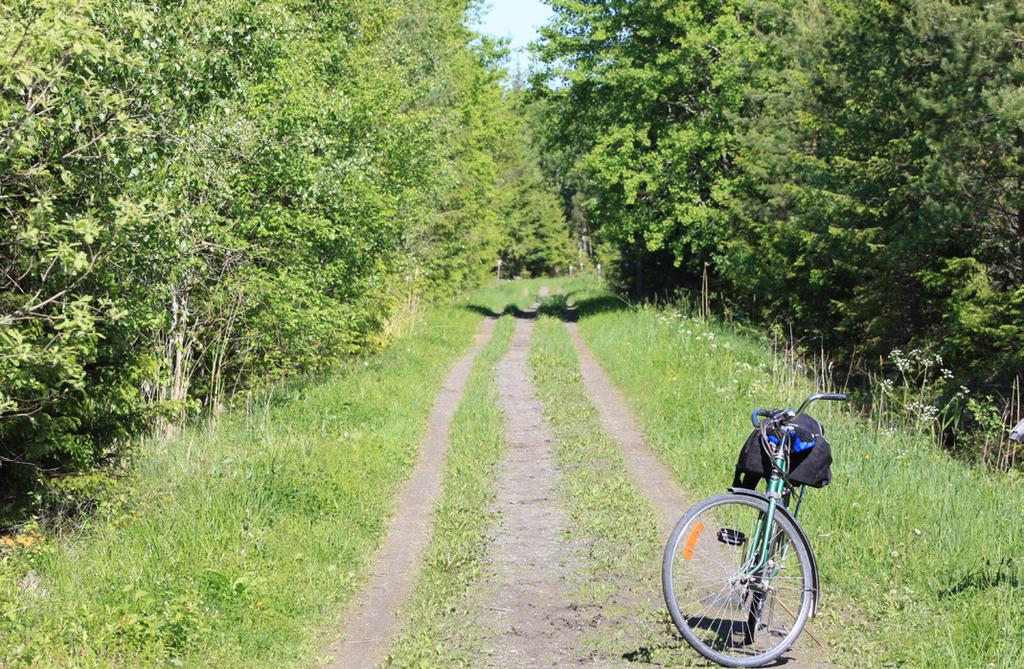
[
  {"left": 0, "top": 0, "right": 569, "bottom": 512},
  {"left": 535, "top": 0, "right": 1024, "bottom": 463},
  {"left": 2, "top": 0, "right": 1023, "bottom": 517}
]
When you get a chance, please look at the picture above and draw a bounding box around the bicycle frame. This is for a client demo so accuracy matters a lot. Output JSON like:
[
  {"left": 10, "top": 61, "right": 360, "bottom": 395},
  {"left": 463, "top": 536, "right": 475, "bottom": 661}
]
[
  {"left": 734, "top": 435, "right": 796, "bottom": 649},
  {"left": 741, "top": 444, "right": 788, "bottom": 576},
  {"left": 741, "top": 392, "right": 845, "bottom": 606}
]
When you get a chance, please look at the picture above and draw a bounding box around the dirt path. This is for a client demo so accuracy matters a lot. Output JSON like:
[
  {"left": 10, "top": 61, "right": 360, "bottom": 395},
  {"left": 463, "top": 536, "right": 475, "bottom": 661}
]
[
  {"left": 467, "top": 309, "right": 583, "bottom": 667},
  {"left": 323, "top": 317, "right": 497, "bottom": 669},
  {"left": 564, "top": 322, "right": 689, "bottom": 531}
]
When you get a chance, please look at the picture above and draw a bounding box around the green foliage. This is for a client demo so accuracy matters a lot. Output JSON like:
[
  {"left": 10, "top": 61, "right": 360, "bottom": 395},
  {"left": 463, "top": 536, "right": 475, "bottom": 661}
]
[
  {"left": 536, "top": 0, "right": 1024, "bottom": 453},
  {"left": 729, "top": 1, "right": 1024, "bottom": 384},
  {"left": 0, "top": 0, "right": 569, "bottom": 505}
]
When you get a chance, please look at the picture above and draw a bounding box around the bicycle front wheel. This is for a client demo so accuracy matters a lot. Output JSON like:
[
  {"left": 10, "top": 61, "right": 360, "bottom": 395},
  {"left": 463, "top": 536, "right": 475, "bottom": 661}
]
[{"left": 662, "top": 493, "right": 814, "bottom": 667}]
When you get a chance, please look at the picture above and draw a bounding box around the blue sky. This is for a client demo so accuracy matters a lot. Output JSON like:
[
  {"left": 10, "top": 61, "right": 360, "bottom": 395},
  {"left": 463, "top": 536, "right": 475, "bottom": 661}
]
[{"left": 476, "top": 0, "right": 554, "bottom": 73}]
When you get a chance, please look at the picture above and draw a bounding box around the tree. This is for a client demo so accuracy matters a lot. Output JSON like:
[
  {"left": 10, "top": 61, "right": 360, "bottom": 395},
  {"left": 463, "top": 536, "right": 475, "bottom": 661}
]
[{"left": 0, "top": 0, "right": 570, "bottom": 509}]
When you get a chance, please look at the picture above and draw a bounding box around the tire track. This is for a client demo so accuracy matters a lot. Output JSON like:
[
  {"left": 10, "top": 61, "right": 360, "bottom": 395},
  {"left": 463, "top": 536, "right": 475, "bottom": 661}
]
[
  {"left": 323, "top": 317, "right": 497, "bottom": 669},
  {"left": 564, "top": 321, "right": 690, "bottom": 531},
  {"left": 467, "top": 309, "right": 583, "bottom": 668}
]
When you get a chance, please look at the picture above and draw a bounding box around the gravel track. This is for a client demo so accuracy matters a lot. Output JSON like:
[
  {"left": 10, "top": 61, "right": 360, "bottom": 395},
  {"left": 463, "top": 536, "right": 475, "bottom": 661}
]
[
  {"left": 322, "top": 317, "right": 497, "bottom": 669},
  {"left": 466, "top": 308, "right": 585, "bottom": 667}
]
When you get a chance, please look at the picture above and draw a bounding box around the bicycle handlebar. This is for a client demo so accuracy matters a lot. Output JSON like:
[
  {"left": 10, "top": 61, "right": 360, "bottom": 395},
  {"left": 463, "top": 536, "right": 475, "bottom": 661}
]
[
  {"left": 796, "top": 392, "right": 847, "bottom": 415},
  {"left": 751, "top": 392, "right": 848, "bottom": 427}
]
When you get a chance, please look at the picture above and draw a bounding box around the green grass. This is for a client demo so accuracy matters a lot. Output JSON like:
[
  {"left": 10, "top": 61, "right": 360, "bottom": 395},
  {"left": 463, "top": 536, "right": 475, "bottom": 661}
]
[
  {"left": 383, "top": 315, "right": 514, "bottom": 668},
  {"left": 5, "top": 276, "right": 1015, "bottom": 667},
  {"left": 528, "top": 314, "right": 689, "bottom": 665},
  {"left": 567, "top": 281, "right": 1024, "bottom": 668},
  {"left": 0, "top": 294, "right": 499, "bottom": 668},
  {"left": 466, "top": 278, "right": 554, "bottom": 315}
]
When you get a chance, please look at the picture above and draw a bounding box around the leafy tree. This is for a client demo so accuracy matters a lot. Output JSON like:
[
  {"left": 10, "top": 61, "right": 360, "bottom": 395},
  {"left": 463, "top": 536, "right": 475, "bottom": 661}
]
[
  {"left": 536, "top": 0, "right": 1023, "bottom": 452},
  {"left": 0, "top": 0, "right": 570, "bottom": 509},
  {"left": 535, "top": 0, "right": 777, "bottom": 292}
]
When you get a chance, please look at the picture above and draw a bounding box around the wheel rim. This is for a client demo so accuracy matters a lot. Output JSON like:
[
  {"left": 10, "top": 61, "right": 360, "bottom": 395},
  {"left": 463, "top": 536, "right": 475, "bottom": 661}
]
[{"left": 665, "top": 497, "right": 812, "bottom": 665}]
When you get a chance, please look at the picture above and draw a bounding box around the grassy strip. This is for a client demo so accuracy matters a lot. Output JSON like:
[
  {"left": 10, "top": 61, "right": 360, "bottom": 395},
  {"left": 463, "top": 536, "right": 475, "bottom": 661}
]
[
  {"left": 0, "top": 299, "right": 492, "bottom": 668},
  {"left": 527, "top": 314, "right": 684, "bottom": 665},
  {"left": 382, "top": 315, "right": 514, "bottom": 667},
  {"left": 468, "top": 278, "right": 558, "bottom": 314},
  {"left": 569, "top": 283, "right": 1024, "bottom": 667}
]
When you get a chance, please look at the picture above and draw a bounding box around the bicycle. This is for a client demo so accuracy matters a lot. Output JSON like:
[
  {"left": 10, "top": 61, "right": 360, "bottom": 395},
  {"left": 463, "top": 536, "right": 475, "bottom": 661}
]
[{"left": 662, "top": 392, "right": 847, "bottom": 667}]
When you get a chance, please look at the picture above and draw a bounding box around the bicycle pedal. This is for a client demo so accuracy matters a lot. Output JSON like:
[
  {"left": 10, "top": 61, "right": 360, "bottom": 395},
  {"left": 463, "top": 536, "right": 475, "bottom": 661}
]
[{"left": 717, "top": 528, "right": 747, "bottom": 546}]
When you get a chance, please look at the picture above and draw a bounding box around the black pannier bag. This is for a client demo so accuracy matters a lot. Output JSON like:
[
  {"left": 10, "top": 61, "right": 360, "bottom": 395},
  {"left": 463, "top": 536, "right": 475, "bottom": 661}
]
[{"left": 732, "top": 414, "right": 833, "bottom": 490}]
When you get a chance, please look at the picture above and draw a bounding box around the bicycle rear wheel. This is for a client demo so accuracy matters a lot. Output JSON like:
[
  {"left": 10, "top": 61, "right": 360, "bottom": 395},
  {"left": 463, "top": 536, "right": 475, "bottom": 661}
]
[{"left": 662, "top": 493, "right": 814, "bottom": 668}]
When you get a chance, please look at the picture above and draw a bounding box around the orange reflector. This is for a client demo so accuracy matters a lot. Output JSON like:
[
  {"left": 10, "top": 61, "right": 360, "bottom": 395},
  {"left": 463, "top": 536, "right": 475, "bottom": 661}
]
[{"left": 683, "top": 521, "right": 705, "bottom": 560}]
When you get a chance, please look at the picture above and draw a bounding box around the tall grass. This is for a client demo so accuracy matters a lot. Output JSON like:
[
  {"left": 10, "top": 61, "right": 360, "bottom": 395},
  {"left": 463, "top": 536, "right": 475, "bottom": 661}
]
[
  {"left": 570, "top": 283, "right": 1023, "bottom": 667},
  {"left": 383, "top": 315, "right": 514, "bottom": 667},
  {"left": 0, "top": 292, "right": 502, "bottom": 668}
]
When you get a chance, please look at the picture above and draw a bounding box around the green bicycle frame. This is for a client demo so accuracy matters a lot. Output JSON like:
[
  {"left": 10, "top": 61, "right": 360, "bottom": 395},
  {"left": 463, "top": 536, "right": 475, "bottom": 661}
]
[
  {"left": 742, "top": 448, "right": 788, "bottom": 574},
  {"left": 758, "top": 453, "right": 788, "bottom": 566}
]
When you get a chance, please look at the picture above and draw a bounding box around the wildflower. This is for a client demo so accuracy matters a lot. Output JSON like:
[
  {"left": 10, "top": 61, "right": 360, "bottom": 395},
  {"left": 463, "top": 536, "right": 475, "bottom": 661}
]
[{"left": 890, "top": 349, "right": 909, "bottom": 372}]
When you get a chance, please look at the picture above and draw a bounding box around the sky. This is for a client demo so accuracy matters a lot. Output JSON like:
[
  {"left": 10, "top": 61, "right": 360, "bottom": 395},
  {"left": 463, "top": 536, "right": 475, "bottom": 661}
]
[{"left": 476, "top": 0, "right": 554, "bottom": 74}]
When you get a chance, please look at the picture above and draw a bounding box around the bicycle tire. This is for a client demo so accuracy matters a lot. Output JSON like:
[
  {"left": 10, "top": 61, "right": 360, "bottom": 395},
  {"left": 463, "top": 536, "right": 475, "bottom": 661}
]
[{"left": 663, "top": 493, "right": 814, "bottom": 667}]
